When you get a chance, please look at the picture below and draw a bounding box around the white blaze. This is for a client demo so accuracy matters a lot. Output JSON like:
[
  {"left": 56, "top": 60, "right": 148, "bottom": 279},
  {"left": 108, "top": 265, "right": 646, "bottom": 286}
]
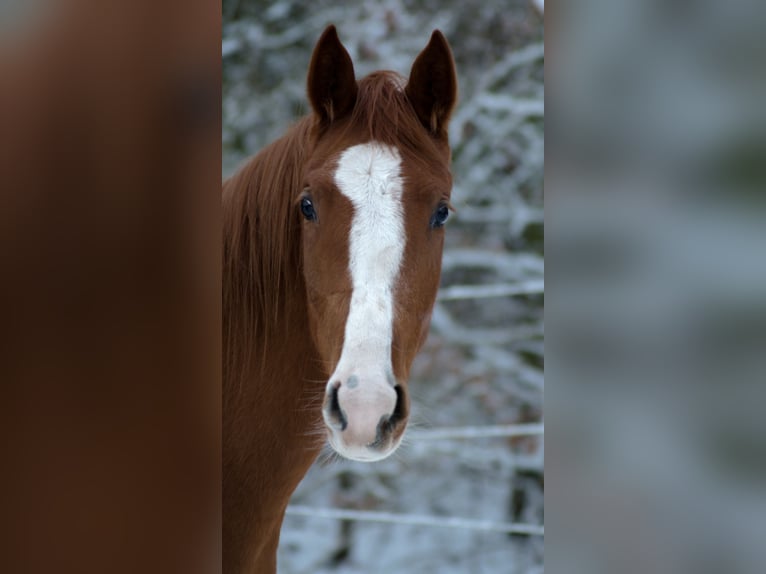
[
  {"left": 332, "top": 142, "right": 405, "bottom": 375},
  {"left": 323, "top": 141, "right": 407, "bottom": 461}
]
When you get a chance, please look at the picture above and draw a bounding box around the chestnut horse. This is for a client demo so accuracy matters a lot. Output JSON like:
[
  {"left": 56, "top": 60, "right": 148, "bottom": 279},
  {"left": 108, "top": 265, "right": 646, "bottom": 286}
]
[{"left": 222, "top": 26, "right": 457, "bottom": 573}]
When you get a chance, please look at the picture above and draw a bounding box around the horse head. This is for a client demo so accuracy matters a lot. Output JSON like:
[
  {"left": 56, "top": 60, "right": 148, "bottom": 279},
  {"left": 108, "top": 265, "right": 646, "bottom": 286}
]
[{"left": 299, "top": 26, "right": 457, "bottom": 461}]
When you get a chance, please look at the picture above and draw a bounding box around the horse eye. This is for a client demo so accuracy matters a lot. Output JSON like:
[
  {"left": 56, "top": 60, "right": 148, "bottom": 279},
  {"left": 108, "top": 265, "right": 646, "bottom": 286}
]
[
  {"left": 430, "top": 203, "right": 449, "bottom": 228},
  {"left": 300, "top": 196, "right": 317, "bottom": 221}
]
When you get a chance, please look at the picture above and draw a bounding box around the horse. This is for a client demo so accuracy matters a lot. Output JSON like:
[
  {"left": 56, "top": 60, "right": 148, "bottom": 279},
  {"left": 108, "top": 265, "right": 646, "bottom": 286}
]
[{"left": 222, "top": 25, "right": 457, "bottom": 573}]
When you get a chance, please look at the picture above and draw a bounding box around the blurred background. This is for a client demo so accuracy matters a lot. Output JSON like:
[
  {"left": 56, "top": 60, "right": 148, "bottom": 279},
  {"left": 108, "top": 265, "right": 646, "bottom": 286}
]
[
  {"left": 548, "top": 1, "right": 766, "bottom": 573},
  {"left": 223, "top": 1, "right": 544, "bottom": 572}
]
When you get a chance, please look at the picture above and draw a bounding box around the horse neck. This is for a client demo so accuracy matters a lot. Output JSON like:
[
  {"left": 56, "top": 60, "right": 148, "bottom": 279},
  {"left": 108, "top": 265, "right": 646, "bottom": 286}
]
[{"left": 222, "top": 131, "right": 327, "bottom": 567}]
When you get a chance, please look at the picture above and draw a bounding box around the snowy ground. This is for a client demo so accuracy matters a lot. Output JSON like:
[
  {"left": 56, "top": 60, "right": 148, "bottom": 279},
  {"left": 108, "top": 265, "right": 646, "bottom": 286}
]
[{"left": 223, "top": 2, "right": 544, "bottom": 571}]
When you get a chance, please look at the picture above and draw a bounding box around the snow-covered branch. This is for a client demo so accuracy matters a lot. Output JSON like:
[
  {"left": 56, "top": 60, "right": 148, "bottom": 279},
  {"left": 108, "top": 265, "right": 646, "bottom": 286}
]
[{"left": 438, "top": 281, "right": 544, "bottom": 301}]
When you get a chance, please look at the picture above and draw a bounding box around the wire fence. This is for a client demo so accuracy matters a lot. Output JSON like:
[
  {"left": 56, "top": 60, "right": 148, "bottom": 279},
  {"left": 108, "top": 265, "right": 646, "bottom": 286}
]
[
  {"left": 285, "top": 423, "right": 544, "bottom": 537},
  {"left": 285, "top": 505, "right": 544, "bottom": 536},
  {"left": 409, "top": 422, "right": 544, "bottom": 441}
]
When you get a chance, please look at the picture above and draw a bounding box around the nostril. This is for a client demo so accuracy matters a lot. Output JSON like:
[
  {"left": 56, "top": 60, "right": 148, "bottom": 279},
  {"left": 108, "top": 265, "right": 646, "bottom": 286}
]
[
  {"left": 371, "top": 385, "right": 406, "bottom": 448},
  {"left": 389, "top": 385, "right": 406, "bottom": 426},
  {"left": 328, "top": 381, "right": 348, "bottom": 431},
  {"left": 373, "top": 415, "right": 393, "bottom": 448}
]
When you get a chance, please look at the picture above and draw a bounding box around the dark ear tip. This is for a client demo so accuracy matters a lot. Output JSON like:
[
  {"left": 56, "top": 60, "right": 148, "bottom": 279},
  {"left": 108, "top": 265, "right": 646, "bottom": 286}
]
[
  {"left": 320, "top": 24, "right": 339, "bottom": 43},
  {"left": 429, "top": 30, "right": 450, "bottom": 50}
]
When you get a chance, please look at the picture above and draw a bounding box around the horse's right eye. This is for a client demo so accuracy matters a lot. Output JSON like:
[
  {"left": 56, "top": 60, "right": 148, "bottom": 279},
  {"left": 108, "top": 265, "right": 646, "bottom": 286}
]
[
  {"left": 430, "top": 203, "right": 449, "bottom": 228},
  {"left": 300, "top": 196, "right": 317, "bottom": 221}
]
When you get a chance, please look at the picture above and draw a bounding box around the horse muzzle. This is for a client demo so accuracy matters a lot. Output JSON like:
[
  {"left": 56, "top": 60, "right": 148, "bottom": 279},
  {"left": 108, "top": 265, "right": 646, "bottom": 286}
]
[{"left": 322, "top": 373, "right": 408, "bottom": 461}]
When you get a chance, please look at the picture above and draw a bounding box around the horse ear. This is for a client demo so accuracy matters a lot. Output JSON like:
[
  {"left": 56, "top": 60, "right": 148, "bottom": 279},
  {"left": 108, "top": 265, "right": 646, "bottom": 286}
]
[
  {"left": 307, "top": 25, "right": 357, "bottom": 124},
  {"left": 405, "top": 30, "right": 458, "bottom": 138}
]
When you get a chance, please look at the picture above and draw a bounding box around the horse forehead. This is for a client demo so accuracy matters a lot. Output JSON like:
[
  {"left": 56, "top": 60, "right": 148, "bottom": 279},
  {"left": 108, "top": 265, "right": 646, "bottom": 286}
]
[{"left": 332, "top": 142, "right": 404, "bottom": 208}]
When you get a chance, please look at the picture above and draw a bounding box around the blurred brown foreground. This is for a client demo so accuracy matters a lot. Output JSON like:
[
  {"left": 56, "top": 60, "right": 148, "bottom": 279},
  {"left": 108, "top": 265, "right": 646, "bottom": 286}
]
[{"left": 0, "top": 2, "right": 221, "bottom": 573}]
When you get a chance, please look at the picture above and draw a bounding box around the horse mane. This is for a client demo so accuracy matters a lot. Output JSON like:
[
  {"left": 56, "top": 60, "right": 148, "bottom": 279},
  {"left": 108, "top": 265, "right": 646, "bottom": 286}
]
[
  {"left": 223, "top": 117, "right": 312, "bottom": 387},
  {"left": 222, "top": 71, "right": 450, "bottom": 388}
]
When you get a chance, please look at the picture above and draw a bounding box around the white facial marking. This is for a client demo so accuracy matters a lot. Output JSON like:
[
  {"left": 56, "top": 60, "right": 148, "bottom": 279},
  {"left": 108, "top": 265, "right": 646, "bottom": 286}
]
[
  {"left": 333, "top": 142, "right": 405, "bottom": 373},
  {"left": 324, "top": 142, "right": 405, "bottom": 460}
]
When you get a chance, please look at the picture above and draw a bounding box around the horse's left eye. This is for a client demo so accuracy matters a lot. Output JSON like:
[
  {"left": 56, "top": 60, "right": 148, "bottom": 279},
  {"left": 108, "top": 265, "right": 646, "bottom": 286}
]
[
  {"left": 430, "top": 203, "right": 449, "bottom": 228},
  {"left": 300, "top": 196, "right": 317, "bottom": 221}
]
